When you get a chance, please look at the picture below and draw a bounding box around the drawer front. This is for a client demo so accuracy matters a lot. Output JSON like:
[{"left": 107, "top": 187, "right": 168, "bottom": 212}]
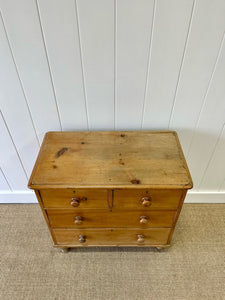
[
  {"left": 53, "top": 228, "right": 171, "bottom": 246},
  {"left": 47, "top": 209, "right": 176, "bottom": 228},
  {"left": 40, "top": 189, "right": 109, "bottom": 209},
  {"left": 114, "top": 189, "right": 182, "bottom": 210}
]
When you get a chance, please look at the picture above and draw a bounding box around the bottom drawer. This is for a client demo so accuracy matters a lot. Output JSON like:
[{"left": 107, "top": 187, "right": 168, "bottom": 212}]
[{"left": 53, "top": 228, "right": 171, "bottom": 246}]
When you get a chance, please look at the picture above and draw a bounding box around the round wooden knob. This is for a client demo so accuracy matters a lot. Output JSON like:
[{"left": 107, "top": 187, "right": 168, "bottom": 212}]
[
  {"left": 141, "top": 196, "right": 151, "bottom": 207},
  {"left": 74, "top": 216, "right": 83, "bottom": 225},
  {"left": 78, "top": 235, "right": 86, "bottom": 243},
  {"left": 137, "top": 234, "right": 145, "bottom": 243},
  {"left": 140, "top": 216, "right": 149, "bottom": 224},
  {"left": 71, "top": 198, "right": 80, "bottom": 207}
]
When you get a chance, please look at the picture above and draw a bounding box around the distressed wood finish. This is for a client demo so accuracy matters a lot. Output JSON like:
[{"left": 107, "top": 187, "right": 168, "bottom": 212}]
[
  {"left": 28, "top": 131, "right": 192, "bottom": 251},
  {"left": 53, "top": 228, "right": 171, "bottom": 246},
  {"left": 34, "top": 190, "right": 57, "bottom": 245},
  {"left": 47, "top": 209, "right": 176, "bottom": 228},
  {"left": 28, "top": 131, "right": 192, "bottom": 189},
  {"left": 114, "top": 189, "right": 182, "bottom": 209},
  {"left": 41, "top": 188, "right": 181, "bottom": 210},
  {"left": 41, "top": 189, "right": 109, "bottom": 209}
]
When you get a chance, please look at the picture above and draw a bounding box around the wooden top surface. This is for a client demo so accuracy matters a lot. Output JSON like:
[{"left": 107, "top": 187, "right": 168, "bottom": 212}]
[{"left": 28, "top": 131, "right": 193, "bottom": 189}]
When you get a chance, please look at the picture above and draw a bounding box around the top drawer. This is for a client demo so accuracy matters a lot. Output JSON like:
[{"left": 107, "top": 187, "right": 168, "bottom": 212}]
[
  {"left": 114, "top": 189, "right": 183, "bottom": 210},
  {"left": 40, "top": 188, "right": 183, "bottom": 210},
  {"left": 40, "top": 189, "right": 108, "bottom": 209}
]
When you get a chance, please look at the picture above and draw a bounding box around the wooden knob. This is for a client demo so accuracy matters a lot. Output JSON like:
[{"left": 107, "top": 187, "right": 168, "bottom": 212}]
[
  {"left": 78, "top": 235, "right": 86, "bottom": 243},
  {"left": 137, "top": 234, "right": 145, "bottom": 243},
  {"left": 140, "top": 216, "right": 149, "bottom": 224},
  {"left": 74, "top": 216, "right": 83, "bottom": 225},
  {"left": 71, "top": 198, "right": 80, "bottom": 207},
  {"left": 141, "top": 196, "right": 151, "bottom": 207}
]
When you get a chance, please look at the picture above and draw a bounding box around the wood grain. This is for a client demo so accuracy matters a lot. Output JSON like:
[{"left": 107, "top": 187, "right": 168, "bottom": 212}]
[
  {"left": 47, "top": 209, "right": 176, "bottom": 228},
  {"left": 114, "top": 189, "right": 182, "bottom": 210},
  {"left": 1, "top": 1, "right": 225, "bottom": 194},
  {"left": 41, "top": 189, "right": 108, "bottom": 209},
  {"left": 53, "top": 228, "right": 171, "bottom": 246},
  {"left": 28, "top": 131, "right": 192, "bottom": 189},
  {"left": 34, "top": 190, "right": 57, "bottom": 245},
  {"left": 29, "top": 131, "right": 191, "bottom": 250}
]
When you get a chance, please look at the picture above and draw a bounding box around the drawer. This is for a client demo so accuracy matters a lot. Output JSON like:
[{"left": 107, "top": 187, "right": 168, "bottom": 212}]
[
  {"left": 114, "top": 189, "right": 182, "bottom": 210},
  {"left": 53, "top": 228, "right": 171, "bottom": 246},
  {"left": 47, "top": 209, "right": 176, "bottom": 228},
  {"left": 40, "top": 189, "right": 108, "bottom": 209}
]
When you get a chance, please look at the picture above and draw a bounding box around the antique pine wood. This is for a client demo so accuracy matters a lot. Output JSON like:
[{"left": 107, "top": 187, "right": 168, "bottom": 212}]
[
  {"left": 113, "top": 189, "right": 182, "bottom": 209},
  {"left": 40, "top": 189, "right": 109, "bottom": 209},
  {"left": 28, "top": 131, "right": 193, "bottom": 251},
  {"left": 47, "top": 209, "right": 176, "bottom": 228},
  {"left": 52, "top": 228, "right": 172, "bottom": 246}
]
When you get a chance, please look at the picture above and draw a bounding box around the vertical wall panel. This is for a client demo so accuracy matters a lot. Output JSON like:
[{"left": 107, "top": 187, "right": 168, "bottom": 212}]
[
  {"left": 76, "top": 0, "right": 114, "bottom": 129},
  {"left": 0, "top": 15, "right": 40, "bottom": 177},
  {"left": 187, "top": 36, "right": 225, "bottom": 189},
  {"left": 220, "top": 181, "right": 225, "bottom": 192},
  {"left": 0, "top": 168, "right": 10, "bottom": 190},
  {"left": 219, "top": 150, "right": 225, "bottom": 191},
  {"left": 142, "top": 0, "right": 194, "bottom": 129},
  {"left": 115, "top": 0, "right": 154, "bottom": 130},
  {"left": 0, "top": 0, "right": 61, "bottom": 143},
  {"left": 199, "top": 125, "right": 225, "bottom": 191},
  {"left": 169, "top": 0, "right": 225, "bottom": 155},
  {"left": 0, "top": 113, "right": 28, "bottom": 190},
  {"left": 37, "top": 0, "right": 88, "bottom": 130}
]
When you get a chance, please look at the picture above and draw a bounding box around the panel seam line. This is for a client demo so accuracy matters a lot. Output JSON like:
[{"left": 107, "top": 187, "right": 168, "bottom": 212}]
[
  {"left": 74, "top": 0, "right": 89, "bottom": 130},
  {"left": 198, "top": 123, "right": 225, "bottom": 190},
  {"left": 141, "top": 0, "right": 157, "bottom": 129},
  {"left": 0, "top": 11, "right": 40, "bottom": 147},
  {"left": 168, "top": 0, "right": 196, "bottom": 129},
  {"left": 187, "top": 31, "right": 225, "bottom": 159},
  {"left": 35, "top": 0, "right": 63, "bottom": 131},
  {"left": 0, "top": 110, "right": 28, "bottom": 179},
  {"left": 0, "top": 167, "right": 12, "bottom": 191}
]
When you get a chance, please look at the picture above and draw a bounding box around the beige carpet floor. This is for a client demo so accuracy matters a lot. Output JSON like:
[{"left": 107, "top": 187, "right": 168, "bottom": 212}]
[{"left": 0, "top": 204, "right": 225, "bottom": 300}]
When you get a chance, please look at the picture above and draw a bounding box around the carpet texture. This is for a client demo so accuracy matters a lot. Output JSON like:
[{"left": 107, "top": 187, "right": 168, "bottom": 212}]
[{"left": 0, "top": 204, "right": 225, "bottom": 300}]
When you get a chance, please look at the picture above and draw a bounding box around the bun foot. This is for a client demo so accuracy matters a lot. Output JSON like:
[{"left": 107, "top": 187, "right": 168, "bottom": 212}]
[
  {"left": 155, "top": 246, "right": 164, "bottom": 252},
  {"left": 59, "top": 247, "right": 70, "bottom": 253},
  {"left": 155, "top": 244, "right": 170, "bottom": 251}
]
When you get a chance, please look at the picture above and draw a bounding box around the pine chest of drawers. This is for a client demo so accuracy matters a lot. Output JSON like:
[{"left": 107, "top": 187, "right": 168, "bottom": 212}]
[{"left": 28, "top": 131, "right": 193, "bottom": 252}]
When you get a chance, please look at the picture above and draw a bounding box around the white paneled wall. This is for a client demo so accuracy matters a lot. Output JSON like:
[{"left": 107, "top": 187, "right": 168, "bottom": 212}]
[
  {"left": 0, "top": 0, "right": 225, "bottom": 203},
  {"left": 142, "top": 0, "right": 194, "bottom": 129},
  {"left": 37, "top": 0, "right": 88, "bottom": 131},
  {"left": 116, "top": 0, "right": 154, "bottom": 129}
]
